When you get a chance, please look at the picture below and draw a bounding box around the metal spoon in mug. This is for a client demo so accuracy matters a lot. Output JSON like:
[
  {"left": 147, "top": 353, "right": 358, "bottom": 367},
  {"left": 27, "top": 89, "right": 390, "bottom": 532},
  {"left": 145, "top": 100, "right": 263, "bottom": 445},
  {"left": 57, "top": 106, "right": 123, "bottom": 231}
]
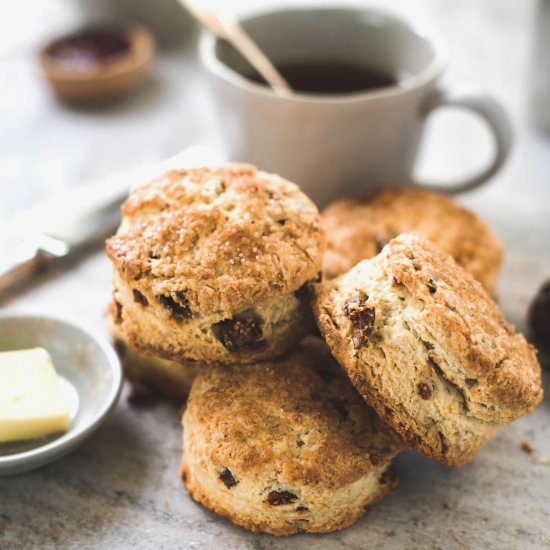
[{"left": 180, "top": 0, "right": 292, "bottom": 96}]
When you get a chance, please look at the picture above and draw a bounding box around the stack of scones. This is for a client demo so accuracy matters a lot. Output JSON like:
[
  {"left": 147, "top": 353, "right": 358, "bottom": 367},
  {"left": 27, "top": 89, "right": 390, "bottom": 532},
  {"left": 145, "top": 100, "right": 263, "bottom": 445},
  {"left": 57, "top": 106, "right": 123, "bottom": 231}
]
[{"left": 106, "top": 164, "right": 542, "bottom": 536}]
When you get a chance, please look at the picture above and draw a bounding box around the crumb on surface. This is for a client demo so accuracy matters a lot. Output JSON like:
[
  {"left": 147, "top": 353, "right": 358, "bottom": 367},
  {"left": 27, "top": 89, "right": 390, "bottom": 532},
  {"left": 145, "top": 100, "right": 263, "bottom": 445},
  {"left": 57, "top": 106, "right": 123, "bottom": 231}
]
[
  {"left": 520, "top": 439, "right": 534, "bottom": 454},
  {"left": 539, "top": 455, "right": 549, "bottom": 464}
]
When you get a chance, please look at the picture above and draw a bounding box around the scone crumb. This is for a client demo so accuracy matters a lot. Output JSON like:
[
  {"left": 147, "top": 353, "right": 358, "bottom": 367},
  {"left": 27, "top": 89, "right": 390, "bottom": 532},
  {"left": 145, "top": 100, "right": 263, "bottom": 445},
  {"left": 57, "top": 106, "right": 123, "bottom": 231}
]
[
  {"left": 520, "top": 439, "right": 534, "bottom": 454},
  {"left": 538, "top": 455, "right": 549, "bottom": 465}
]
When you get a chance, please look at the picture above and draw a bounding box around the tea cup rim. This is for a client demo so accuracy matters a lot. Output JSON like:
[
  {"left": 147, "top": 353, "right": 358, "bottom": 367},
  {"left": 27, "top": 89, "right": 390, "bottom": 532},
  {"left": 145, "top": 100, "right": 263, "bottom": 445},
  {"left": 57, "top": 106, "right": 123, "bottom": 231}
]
[{"left": 199, "top": 4, "right": 450, "bottom": 104}]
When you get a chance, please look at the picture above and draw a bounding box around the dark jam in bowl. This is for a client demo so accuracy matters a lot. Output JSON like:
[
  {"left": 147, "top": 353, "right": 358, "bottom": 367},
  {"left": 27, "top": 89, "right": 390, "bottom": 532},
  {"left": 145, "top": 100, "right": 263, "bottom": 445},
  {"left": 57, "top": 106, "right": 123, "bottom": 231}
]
[{"left": 47, "top": 28, "right": 131, "bottom": 72}]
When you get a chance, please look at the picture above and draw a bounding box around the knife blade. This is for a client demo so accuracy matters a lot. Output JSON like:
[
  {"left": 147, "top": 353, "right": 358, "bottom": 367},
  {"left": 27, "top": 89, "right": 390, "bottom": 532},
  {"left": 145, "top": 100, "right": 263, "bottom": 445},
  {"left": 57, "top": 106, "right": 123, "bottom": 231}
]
[{"left": 0, "top": 145, "right": 221, "bottom": 297}]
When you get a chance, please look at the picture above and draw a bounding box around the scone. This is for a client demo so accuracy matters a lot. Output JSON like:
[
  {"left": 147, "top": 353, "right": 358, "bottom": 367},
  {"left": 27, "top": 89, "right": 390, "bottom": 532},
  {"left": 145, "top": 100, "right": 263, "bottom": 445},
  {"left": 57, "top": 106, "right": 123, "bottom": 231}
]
[
  {"left": 109, "top": 305, "right": 199, "bottom": 399},
  {"left": 322, "top": 186, "right": 503, "bottom": 292},
  {"left": 311, "top": 234, "right": 542, "bottom": 467},
  {"left": 106, "top": 164, "right": 325, "bottom": 366},
  {"left": 181, "top": 339, "right": 404, "bottom": 535}
]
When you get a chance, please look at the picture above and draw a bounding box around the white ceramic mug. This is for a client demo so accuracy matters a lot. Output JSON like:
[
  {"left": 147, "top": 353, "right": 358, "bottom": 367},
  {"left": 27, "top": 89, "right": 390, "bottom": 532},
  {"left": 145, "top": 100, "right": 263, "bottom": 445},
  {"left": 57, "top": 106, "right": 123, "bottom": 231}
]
[{"left": 199, "top": 6, "right": 512, "bottom": 206}]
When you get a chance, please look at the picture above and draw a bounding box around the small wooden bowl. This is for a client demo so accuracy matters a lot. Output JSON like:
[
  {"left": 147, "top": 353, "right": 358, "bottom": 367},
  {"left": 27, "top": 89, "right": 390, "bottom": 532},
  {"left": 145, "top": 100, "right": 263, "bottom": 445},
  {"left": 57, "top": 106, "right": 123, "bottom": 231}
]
[{"left": 40, "top": 25, "right": 155, "bottom": 103}]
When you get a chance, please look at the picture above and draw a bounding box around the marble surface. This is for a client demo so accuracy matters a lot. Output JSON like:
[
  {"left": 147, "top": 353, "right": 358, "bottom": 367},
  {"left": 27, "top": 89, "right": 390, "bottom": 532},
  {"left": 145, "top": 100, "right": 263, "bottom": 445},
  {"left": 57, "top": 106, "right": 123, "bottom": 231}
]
[
  {"left": 1, "top": 0, "right": 550, "bottom": 549},
  {"left": 0, "top": 201, "right": 549, "bottom": 550}
]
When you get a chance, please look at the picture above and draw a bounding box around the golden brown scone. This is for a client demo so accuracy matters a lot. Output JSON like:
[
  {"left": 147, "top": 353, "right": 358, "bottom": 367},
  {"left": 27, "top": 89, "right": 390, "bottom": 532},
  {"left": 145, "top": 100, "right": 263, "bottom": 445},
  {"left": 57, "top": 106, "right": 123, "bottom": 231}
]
[
  {"left": 108, "top": 305, "right": 198, "bottom": 399},
  {"left": 181, "top": 338, "right": 404, "bottom": 536},
  {"left": 106, "top": 164, "right": 325, "bottom": 366},
  {"left": 311, "top": 234, "right": 542, "bottom": 467},
  {"left": 322, "top": 186, "right": 503, "bottom": 292}
]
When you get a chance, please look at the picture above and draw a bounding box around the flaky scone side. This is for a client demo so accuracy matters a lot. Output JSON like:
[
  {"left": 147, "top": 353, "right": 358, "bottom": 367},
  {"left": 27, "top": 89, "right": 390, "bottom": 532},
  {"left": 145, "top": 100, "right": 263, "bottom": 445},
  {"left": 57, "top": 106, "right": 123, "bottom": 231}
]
[
  {"left": 108, "top": 306, "right": 199, "bottom": 399},
  {"left": 311, "top": 233, "right": 542, "bottom": 467}
]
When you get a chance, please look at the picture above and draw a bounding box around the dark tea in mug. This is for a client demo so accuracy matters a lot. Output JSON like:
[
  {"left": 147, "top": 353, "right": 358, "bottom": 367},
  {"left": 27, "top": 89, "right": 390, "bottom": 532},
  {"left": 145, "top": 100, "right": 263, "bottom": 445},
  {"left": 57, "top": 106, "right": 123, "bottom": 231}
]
[{"left": 244, "top": 61, "right": 398, "bottom": 94}]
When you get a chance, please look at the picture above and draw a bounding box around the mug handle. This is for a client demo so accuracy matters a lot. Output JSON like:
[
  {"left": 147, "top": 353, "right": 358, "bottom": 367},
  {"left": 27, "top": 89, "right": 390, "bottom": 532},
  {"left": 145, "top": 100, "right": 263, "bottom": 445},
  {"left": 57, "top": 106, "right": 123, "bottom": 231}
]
[{"left": 413, "top": 88, "right": 513, "bottom": 193}]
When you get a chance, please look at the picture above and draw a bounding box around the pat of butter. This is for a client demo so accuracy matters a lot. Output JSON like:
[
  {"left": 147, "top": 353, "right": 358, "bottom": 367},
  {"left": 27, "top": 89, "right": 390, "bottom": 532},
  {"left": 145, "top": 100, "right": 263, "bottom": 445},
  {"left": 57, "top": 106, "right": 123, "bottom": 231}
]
[{"left": 0, "top": 347, "right": 70, "bottom": 443}]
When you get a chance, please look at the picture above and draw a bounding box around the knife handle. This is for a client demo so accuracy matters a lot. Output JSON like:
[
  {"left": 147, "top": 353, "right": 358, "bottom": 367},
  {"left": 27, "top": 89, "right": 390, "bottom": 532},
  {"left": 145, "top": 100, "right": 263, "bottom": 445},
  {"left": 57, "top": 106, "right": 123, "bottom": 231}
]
[
  {"left": 0, "top": 235, "right": 69, "bottom": 298},
  {"left": 0, "top": 253, "right": 46, "bottom": 295}
]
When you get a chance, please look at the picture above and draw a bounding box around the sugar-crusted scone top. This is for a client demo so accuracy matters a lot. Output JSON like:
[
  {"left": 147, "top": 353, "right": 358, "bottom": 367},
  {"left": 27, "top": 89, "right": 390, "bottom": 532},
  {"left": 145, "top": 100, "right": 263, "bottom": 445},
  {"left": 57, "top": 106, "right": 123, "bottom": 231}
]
[
  {"left": 185, "top": 340, "right": 403, "bottom": 489},
  {"left": 106, "top": 164, "right": 325, "bottom": 315},
  {"left": 322, "top": 186, "right": 503, "bottom": 291}
]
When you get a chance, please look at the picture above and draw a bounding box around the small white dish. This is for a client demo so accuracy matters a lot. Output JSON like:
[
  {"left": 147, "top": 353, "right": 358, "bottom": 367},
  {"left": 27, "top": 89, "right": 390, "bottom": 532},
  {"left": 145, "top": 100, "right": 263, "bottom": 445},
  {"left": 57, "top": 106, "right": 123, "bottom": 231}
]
[{"left": 0, "top": 313, "right": 122, "bottom": 476}]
